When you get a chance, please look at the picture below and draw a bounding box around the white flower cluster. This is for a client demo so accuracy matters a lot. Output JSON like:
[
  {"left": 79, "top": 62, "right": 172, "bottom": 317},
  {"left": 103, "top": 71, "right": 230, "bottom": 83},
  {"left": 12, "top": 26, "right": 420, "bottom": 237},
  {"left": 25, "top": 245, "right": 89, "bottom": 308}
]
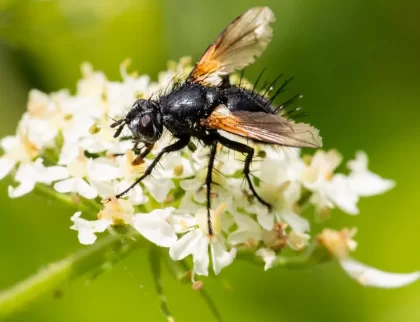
[{"left": 1, "top": 59, "right": 418, "bottom": 287}]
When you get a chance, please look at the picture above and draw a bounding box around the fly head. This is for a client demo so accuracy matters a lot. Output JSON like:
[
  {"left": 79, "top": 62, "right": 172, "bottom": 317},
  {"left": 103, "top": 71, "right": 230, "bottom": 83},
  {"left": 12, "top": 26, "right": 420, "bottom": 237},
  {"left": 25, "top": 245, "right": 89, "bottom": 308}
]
[{"left": 111, "top": 99, "right": 163, "bottom": 143}]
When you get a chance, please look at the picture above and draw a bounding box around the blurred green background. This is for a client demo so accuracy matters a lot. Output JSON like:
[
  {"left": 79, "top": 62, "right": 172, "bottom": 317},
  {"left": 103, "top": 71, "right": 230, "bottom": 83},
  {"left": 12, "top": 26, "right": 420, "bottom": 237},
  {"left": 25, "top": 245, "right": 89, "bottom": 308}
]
[{"left": 1, "top": 0, "right": 420, "bottom": 321}]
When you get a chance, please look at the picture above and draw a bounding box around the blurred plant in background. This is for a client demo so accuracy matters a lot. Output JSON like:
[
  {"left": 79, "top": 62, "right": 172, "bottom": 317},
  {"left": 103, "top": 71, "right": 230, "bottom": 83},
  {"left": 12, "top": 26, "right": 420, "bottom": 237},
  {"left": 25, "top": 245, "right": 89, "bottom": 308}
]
[{"left": 1, "top": 1, "right": 420, "bottom": 322}]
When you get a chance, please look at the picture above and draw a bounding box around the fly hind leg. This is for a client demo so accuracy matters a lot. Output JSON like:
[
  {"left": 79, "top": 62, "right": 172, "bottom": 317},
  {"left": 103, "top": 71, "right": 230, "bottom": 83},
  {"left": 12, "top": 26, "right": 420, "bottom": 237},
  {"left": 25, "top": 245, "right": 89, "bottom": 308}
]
[
  {"left": 217, "top": 135, "right": 271, "bottom": 210},
  {"left": 204, "top": 140, "right": 218, "bottom": 236}
]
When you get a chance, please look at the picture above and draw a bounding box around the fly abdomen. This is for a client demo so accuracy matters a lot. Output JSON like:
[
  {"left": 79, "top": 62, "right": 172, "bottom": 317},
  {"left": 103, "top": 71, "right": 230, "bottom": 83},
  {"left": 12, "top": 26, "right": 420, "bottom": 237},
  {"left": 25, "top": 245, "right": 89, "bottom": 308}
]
[{"left": 222, "top": 86, "right": 276, "bottom": 114}]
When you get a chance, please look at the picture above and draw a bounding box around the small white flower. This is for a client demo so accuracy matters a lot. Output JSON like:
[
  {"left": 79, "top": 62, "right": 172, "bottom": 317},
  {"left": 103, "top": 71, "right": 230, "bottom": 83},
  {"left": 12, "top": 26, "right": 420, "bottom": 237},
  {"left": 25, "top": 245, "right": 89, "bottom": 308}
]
[
  {"left": 54, "top": 150, "right": 101, "bottom": 199},
  {"left": 287, "top": 231, "right": 310, "bottom": 251},
  {"left": 8, "top": 158, "right": 68, "bottom": 198},
  {"left": 71, "top": 197, "right": 135, "bottom": 244},
  {"left": 339, "top": 258, "right": 420, "bottom": 288},
  {"left": 169, "top": 204, "right": 236, "bottom": 276},
  {"left": 21, "top": 116, "right": 58, "bottom": 149},
  {"left": 132, "top": 208, "right": 177, "bottom": 247},
  {"left": 228, "top": 212, "right": 262, "bottom": 245},
  {"left": 70, "top": 211, "right": 112, "bottom": 245},
  {"left": 97, "top": 196, "right": 135, "bottom": 224},
  {"left": 0, "top": 131, "right": 39, "bottom": 180},
  {"left": 300, "top": 150, "right": 360, "bottom": 215},
  {"left": 27, "top": 89, "right": 57, "bottom": 119},
  {"left": 246, "top": 202, "right": 309, "bottom": 234},
  {"left": 300, "top": 150, "right": 342, "bottom": 188}
]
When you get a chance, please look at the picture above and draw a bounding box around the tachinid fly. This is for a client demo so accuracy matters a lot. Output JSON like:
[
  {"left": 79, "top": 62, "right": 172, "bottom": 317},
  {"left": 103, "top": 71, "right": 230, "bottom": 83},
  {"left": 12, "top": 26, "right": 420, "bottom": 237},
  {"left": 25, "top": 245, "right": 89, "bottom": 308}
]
[{"left": 110, "top": 7, "right": 322, "bottom": 235}]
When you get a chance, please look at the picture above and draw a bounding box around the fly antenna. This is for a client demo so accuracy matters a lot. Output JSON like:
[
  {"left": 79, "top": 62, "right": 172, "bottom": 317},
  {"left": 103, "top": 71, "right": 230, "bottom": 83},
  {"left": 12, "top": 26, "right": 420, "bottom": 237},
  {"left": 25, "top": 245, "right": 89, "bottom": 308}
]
[
  {"left": 110, "top": 119, "right": 125, "bottom": 128},
  {"left": 113, "top": 123, "right": 126, "bottom": 138}
]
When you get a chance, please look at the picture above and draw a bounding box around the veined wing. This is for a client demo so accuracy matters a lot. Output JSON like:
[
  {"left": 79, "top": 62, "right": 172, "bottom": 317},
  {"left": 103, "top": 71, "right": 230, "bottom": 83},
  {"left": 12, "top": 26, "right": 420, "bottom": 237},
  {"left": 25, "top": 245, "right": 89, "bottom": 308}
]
[
  {"left": 188, "top": 7, "right": 275, "bottom": 86},
  {"left": 201, "top": 105, "right": 322, "bottom": 148}
]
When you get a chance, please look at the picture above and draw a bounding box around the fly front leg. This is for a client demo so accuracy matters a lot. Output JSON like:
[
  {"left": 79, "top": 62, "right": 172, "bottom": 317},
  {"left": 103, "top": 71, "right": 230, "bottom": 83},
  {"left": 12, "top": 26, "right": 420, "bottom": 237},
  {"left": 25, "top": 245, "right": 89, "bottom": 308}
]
[
  {"left": 132, "top": 142, "right": 154, "bottom": 165},
  {"left": 115, "top": 136, "right": 190, "bottom": 199},
  {"left": 216, "top": 135, "right": 271, "bottom": 210}
]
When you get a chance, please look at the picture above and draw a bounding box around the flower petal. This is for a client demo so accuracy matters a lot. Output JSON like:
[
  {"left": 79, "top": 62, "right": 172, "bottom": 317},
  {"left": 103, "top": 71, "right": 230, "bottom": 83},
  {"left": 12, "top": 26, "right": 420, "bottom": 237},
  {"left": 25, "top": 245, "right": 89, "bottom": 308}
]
[
  {"left": 169, "top": 229, "right": 202, "bottom": 261},
  {"left": 347, "top": 151, "right": 395, "bottom": 196},
  {"left": 193, "top": 235, "right": 210, "bottom": 276},
  {"left": 279, "top": 210, "right": 310, "bottom": 233},
  {"left": 115, "top": 180, "right": 148, "bottom": 205},
  {"left": 228, "top": 213, "right": 262, "bottom": 245},
  {"left": 348, "top": 172, "right": 395, "bottom": 197},
  {"left": 54, "top": 178, "right": 76, "bottom": 193},
  {"left": 40, "top": 165, "right": 69, "bottom": 183},
  {"left": 247, "top": 203, "right": 273, "bottom": 231},
  {"left": 8, "top": 180, "right": 35, "bottom": 198},
  {"left": 339, "top": 257, "right": 420, "bottom": 288},
  {"left": 326, "top": 174, "right": 359, "bottom": 215},
  {"left": 0, "top": 158, "right": 16, "bottom": 180},
  {"left": 87, "top": 159, "right": 120, "bottom": 182},
  {"left": 143, "top": 176, "right": 174, "bottom": 202},
  {"left": 75, "top": 178, "right": 98, "bottom": 199},
  {"left": 210, "top": 239, "right": 236, "bottom": 275},
  {"left": 132, "top": 208, "right": 177, "bottom": 247},
  {"left": 8, "top": 164, "right": 36, "bottom": 198}
]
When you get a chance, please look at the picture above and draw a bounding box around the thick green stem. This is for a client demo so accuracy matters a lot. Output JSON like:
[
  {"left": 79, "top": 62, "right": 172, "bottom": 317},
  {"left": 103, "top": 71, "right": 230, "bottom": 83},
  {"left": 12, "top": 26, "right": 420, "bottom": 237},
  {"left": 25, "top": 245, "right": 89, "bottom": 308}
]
[{"left": 0, "top": 233, "right": 144, "bottom": 320}]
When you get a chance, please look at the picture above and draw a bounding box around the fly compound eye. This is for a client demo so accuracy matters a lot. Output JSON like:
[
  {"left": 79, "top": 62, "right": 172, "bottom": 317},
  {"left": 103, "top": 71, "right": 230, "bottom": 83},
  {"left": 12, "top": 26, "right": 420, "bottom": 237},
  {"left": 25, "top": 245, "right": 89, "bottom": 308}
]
[
  {"left": 129, "top": 113, "right": 158, "bottom": 142},
  {"left": 139, "top": 113, "right": 155, "bottom": 138}
]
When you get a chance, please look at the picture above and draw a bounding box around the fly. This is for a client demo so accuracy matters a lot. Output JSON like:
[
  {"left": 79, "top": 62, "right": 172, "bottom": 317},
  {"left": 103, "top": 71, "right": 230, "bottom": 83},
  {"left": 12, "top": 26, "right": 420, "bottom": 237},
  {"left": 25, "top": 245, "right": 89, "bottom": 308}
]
[{"left": 110, "top": 7, "right": 322, "bottom": 235}]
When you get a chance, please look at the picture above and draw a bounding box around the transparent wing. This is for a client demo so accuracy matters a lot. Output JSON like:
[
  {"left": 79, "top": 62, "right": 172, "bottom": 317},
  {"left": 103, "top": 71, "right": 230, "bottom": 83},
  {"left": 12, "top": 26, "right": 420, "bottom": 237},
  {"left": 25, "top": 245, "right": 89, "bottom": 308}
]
[
  {"left": 188, "top": 7, "right": 275, "bottom": 86},
  {"left": 201, "top": 105, "right": 322, "bottom": 148}
]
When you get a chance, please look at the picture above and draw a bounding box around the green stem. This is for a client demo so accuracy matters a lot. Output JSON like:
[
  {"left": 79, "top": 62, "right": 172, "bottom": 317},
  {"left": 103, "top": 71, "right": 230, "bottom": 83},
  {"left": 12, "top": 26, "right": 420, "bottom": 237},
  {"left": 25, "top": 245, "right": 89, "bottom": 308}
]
[
  {"left": 149, "top": 246, "right": 174, "bottom": 322},
  {"left": 0, "top": 232, "right": 145, "bottom": 320}
]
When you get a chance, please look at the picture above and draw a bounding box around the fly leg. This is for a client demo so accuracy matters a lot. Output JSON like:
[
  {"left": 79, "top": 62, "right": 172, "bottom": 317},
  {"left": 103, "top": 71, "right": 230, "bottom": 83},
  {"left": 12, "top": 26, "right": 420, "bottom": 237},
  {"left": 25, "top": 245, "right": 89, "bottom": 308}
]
[
  {"left": 132, "top": 142, "right": 154, "bottom": 165},
  {"left": 204, "top": 140, "right": 218, "bottom": 236},
  {"left": 115, "top": 136, "right": 190, "bottom": 199},
  {"left": 216, "top": 135, "right": 271, "bottom": 210}
]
